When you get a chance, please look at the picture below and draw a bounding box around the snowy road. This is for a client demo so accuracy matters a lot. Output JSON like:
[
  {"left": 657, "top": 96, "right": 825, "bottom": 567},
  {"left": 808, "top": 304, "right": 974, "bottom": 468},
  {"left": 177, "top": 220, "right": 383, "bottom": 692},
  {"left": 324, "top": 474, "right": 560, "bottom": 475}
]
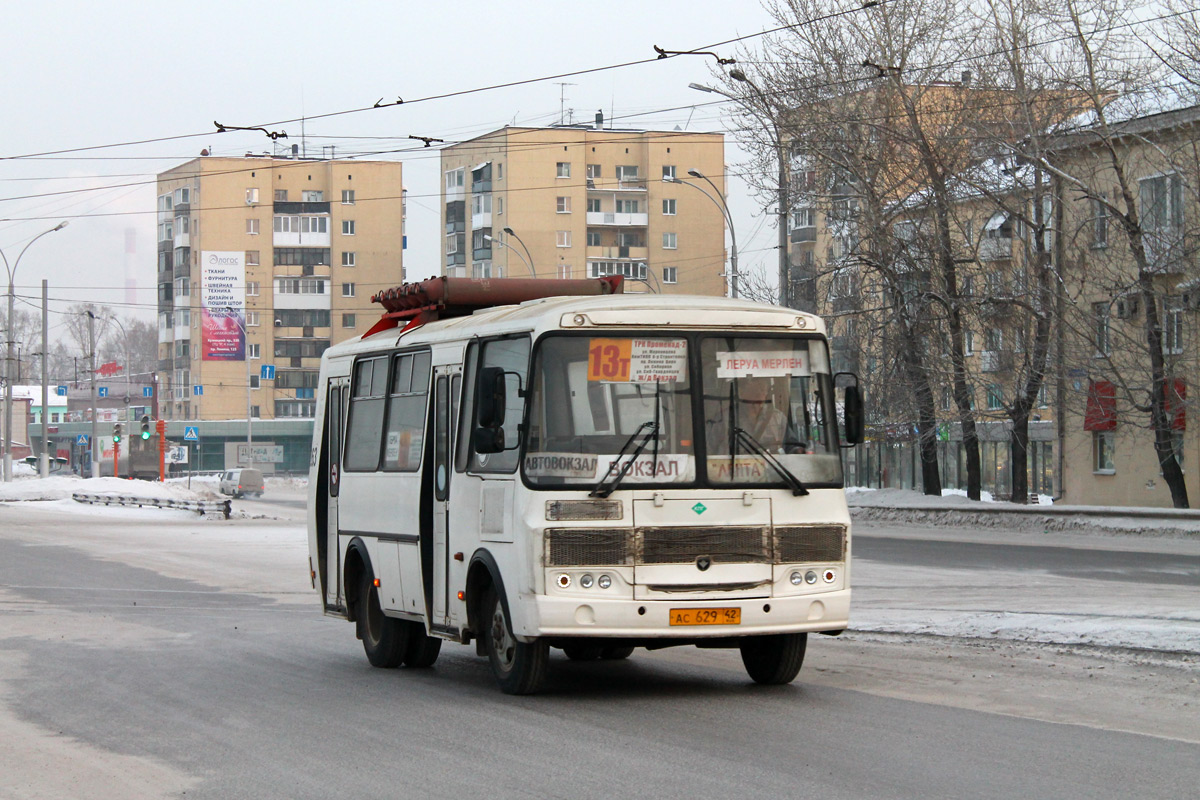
[{"left": 0, "top": 493, "right": 1197, "bottom": 798}]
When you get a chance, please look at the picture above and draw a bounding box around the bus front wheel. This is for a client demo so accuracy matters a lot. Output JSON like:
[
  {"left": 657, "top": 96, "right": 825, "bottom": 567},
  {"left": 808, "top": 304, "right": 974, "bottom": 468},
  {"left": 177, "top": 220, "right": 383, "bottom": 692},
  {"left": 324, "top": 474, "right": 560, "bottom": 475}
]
[
  {"left": 481, "top": 586, "right": 548, "bottom": 694},
  {"left": 739, "top": 633, "right": 807, "bottom": 685},
  {"left": 357, "top": 572, "right": 408, "bottom": 668}
]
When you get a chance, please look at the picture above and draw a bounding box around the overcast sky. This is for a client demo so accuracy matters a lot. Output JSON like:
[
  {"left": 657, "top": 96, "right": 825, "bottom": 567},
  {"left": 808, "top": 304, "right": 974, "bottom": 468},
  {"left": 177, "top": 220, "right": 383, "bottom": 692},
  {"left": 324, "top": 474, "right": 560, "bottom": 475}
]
[{"left": 0, "top": 1, "right": 779, "bottom": 345}]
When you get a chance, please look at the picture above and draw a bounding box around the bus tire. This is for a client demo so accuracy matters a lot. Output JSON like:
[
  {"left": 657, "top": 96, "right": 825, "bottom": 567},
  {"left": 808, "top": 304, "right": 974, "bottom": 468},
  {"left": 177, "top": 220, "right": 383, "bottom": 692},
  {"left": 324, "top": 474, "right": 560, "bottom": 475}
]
[
  {"left": 357, "top": 571, "right": 407, "bottom": 668},
  {"left": 562, "top": 644, "right": 605, "bottom": 661},
  {"left": 600, "top": 646, "right": 635, "bottom": 660},
  {"left": 739, "top": 633, "right": 807, "bottom": 685},
  {"left": 403, "top": 622, "right": 442, "bottom": 668},
  {"left": 482, "top": 585, "right": 548, "bottom": 694}
]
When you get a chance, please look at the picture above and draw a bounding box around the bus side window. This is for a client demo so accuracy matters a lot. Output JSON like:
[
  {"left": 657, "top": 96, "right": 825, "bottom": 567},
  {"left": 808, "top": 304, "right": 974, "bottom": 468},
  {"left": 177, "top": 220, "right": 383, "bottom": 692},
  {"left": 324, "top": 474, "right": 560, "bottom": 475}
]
[
  {"left": 345, "top": 356, "right": 388, "bottom": 471},
  {"left": 455, "top": 341, "right": 479, "bottom": 473},
  {"left": 469, "top": 336, "right": 530, "bottom": 474}
]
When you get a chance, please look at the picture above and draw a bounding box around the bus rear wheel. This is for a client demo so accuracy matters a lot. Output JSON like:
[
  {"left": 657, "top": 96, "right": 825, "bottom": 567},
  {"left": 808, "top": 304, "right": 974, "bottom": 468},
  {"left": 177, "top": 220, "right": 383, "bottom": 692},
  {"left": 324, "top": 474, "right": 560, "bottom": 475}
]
[
  {"left": 481, "top": 586, "right": 548, "bottom": 694},
  {"left": 739, "top": 633, "right": 807, "bottom": 685},
  {"left": 562, "top": 643, "right": 605, "bottom": 661},
  {"left": 357, "top": 572, "right": 408, "bottom": 668},
  {"left": 600, "top": 646, "right": 635, "bottom": 660}
]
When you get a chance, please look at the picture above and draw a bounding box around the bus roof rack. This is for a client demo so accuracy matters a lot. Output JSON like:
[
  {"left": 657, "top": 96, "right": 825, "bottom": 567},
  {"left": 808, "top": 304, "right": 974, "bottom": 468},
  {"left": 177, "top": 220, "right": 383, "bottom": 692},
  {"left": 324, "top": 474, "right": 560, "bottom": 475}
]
[{"left": 365, "top": 275, "right": 624, "bottom": 337}]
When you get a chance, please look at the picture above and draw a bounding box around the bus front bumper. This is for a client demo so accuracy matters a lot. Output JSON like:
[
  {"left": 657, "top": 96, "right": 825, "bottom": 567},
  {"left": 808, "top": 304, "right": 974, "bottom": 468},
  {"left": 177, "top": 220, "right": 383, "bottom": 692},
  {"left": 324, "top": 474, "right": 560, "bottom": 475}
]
[{"left": 529, "top": 589, "right": 850, "bottom": 639}]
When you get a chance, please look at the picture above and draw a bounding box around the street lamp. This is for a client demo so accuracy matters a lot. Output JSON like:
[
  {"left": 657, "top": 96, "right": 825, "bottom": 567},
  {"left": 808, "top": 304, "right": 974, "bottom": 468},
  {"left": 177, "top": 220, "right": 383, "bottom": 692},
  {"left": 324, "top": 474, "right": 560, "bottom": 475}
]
[
  {"left": 483, "top": 233, "right": 535, "bottom": 278},
  {"left": 691, "top": 74, "right": 791, "bottom": 307},
  {"left": 501, "top": 227, "right": 536, "bottom": 278},
  {"left": 665, "top": 171, "right": 740, "bottom": 298},
  {"left": 3, "top": 221, "right": 68, "bottom": 481}
]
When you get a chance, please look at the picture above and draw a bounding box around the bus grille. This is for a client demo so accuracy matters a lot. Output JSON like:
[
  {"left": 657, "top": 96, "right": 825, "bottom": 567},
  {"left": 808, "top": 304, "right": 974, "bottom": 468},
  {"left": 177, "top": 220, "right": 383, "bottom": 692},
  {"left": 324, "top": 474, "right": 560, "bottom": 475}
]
[
  {"left": 639, "top": 526, "right": 770, "bottom": 564},
  {"left": 545, "top": 528, "right": 632, "bottom": 566},
  {"left": 774, "top": 526, "right": 846, "bottom": 563}
]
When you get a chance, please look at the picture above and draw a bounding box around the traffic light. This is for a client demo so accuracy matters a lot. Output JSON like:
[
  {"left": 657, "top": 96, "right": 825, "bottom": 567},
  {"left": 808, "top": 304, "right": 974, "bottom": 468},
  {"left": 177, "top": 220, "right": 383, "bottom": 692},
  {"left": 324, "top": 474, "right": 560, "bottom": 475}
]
[
  {"left": 112, "top": 423, "right": 122, "bottom": 443},
  {"left": 140, "top": 414, "right": 152, "bottom": 440}
]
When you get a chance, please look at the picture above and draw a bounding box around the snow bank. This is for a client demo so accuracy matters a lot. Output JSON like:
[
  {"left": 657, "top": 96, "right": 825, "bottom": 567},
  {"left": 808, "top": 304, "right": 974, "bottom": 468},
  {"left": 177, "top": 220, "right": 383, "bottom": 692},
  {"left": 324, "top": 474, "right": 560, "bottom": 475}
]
[{"left": 0, "top": 476, "right": 206, "bottom": 503}]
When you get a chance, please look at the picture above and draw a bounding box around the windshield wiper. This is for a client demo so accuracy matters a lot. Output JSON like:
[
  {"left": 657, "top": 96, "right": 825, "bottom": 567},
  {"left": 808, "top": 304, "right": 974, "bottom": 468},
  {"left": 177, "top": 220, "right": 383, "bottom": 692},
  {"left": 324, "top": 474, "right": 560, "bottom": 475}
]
[
  {"left": 590, "top": 420, "right": 659, "bottom": 498},
  {"left": 733, "top": 427, "right": 809, "bottom": 496}
]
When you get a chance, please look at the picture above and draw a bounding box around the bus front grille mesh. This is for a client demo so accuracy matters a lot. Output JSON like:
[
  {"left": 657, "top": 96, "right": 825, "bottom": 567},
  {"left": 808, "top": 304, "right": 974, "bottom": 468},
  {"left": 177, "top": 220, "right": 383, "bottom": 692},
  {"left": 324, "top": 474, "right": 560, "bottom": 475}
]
[
  {"left": 774, "top": 525, "right": 846, "bottom": 563},
  {"left": 545, "top": 528, "right": 632, "bottom": 566},
  {"left": 639, "top": 526, "right": 770, "bottom": 564}
]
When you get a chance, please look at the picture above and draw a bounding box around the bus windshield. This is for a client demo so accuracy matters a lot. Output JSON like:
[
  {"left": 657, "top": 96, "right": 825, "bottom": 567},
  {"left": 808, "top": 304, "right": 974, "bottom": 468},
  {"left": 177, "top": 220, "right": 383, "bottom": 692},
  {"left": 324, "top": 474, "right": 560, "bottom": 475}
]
[{"left": 523, "top": 333, "right": 843, "bottom": 489}]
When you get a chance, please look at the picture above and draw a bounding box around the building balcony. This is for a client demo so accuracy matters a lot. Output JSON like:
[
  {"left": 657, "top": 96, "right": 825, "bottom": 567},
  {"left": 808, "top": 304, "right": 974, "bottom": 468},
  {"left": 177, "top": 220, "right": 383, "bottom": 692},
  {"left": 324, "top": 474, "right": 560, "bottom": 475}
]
[
  {"left": 472, "top": 211, "right": 492, "bottom": 229},
  {"left": 586, "top": 211, "right": 649, "bottom": 227},
  {"left": 274, "top": 201, "right": 330, "bottom": 215},
  {"left": 273, "top": 230, "right": 331, "bottom": 248},
  {"left": 979, "top": 350, "right": 1014, "bottom": 373},
  {"left": 587, "top": 245, "right": 648, "bottom": 261},
  {"left": 790, "top": 226, "right": 817, "bottom": 244},
  {"left": 979, "top": 236, "right": 1013, "bottom": 261},
  {"left": 158, "top": 325, "right": 173, "bottom": 345},
  {"left": 173, "top": 230, "right": 190, "bottom": 248},
  {"left": 588, "top": 179, "right": 647, "bottom": 192},
  {"left": 173, "top": 292, "right": 191, "bottom": 309},
  {"left": 174, "top": 324, "right": 189, "bottom": 341}
]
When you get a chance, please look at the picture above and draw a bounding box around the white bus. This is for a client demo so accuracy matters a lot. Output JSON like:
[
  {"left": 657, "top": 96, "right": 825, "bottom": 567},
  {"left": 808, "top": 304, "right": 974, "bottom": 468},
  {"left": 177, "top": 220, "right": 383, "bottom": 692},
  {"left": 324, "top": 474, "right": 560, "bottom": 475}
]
[{"left": 307, "top": 277, "right": 864, "bottom": 694}]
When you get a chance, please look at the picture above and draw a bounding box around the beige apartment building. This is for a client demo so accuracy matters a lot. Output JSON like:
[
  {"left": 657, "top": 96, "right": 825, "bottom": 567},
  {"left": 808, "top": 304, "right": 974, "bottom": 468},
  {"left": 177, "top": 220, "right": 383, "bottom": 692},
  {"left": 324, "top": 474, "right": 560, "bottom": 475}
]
[
  {"left": 440, "top": 123, "right": 727, "bottom": 296},
  {"left": 155, "top": 154, "right": 405, "bottom": 423}
]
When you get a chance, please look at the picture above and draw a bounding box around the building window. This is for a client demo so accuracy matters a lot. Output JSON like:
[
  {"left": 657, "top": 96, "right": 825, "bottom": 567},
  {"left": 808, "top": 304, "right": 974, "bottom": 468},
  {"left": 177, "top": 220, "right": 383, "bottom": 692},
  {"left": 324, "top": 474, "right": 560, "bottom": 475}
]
[
  {"left": 617, "top": 199, "right": 639, "bottom": 214},
  {"left": 558, "top": 264, "right": 572, "bottom": 279},
  {"left": 586, "top": 231, "right": 602, "bottom": 247},
  {"left": 662, "top": 165, "right": 676, "bottom": 180},
  {"left": 245, "top": 250, "right": 260, "bottom": 266},
  {"left": 246, "top": 218, "right": 259, "bottom": 235},
  {"left": 586, "top": 164, "right": 601, "bottom": 179},
  {"left": 275, "top": 189, "right": 288, "bottom": 202},
  {"left": 557, "top": 162, "right": 571, "bottom": 178},
  {"left": 1092, "top": 198, "right": 1108, "bottom": 247},
  {"left": 662, "top": 232, "right": 677, "bottom": 250},
  {"left": 557, "top": 231, "right": 572, "bottom": 248},
  {"left": 342, "top": 251, "right": 356, "bottom": 267},
  {"left": 301, "top": 190, "right": 323, "bottom": 202},
  {"left": 987, "top": 384, "right": 1003, "bottom": 410},
  {"left": 496, "top": 163, "right": 503, "bottom": 180},
  {"left": 963, "top": 329, "right": 974, "bottom": 355},
  {"left": 663, "top": 198, "right": 676, "bottom": 215},
  {"left": 663, "top": 267, "right": 678, "bottom": 284},
  {"left": 445, "top": 168, "right": 465, "bottom": 190},
  {"left": 276, "top": 278, "right": 327, "bottom": 295},
  {"left": 985, "top": 327, "right": 1002, "bottom": 352},
  {"left": 247, "top": 311, "right": 260, "bottom": 326},
  {"left": 245, "top": 187, "right": 259, "bottom": 204},
  {"left": 246, "top": 281, "right": 259, "bottom": 297},
  {"left": 1093, "top": 302, "right": 1111, "bottom": 356},
  {"left": 342, "top": 282, "right": 356, "bottom": 297},
  {"left": 616, "top": 165, "right": 639, "bottom": 182},
  {"left": 342, "top": 313, "right": 356, "bottom": 328},
  {"left": 342, "top": 220, "right": 356, "bottom": 235},
  {"left": 1093, "top": 431, "right": 1115, "bottom": 473},
  {"left": 1139, "top": 173, "right": 1183, "bottom": 233},
  {"left": 250, "top": 405, "right": 260, "bottom": 418},
  {"left": 496, "top": 197, "right": 504, "bottom": 215},
  {"left": 250, "top": 375, "right": 261, "bottom": 390},
  {"left": 556, "top": 196, "right": 571, "bottom": 213},
  {"left": 1163, "top": 296, "right": 1185, "bottom": 355},
  {"left": 342, "top": 189, "right": 355, "bottom": 204},
  {"left": 587, "top": 198, "right": 601, "bottom": 213},
  {"left": 248, "top": 343, "right": 260, "bottom": 359}
]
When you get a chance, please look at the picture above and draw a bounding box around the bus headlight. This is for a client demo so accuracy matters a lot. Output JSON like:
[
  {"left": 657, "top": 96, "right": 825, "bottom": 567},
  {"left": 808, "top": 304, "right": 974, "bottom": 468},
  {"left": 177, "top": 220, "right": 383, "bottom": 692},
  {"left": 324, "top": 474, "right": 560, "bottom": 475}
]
[
  {"left": 790, "top": 571, "right": 804, "bottom": 585},
  {"left": 597, "top": 574, "right": 612, "bottom": 590},
  {"left": 805, "top": 570, "right": 818, "bottom": 585},
  {"left": 580, "top": 574, "right": 594, "bottom": 589}
]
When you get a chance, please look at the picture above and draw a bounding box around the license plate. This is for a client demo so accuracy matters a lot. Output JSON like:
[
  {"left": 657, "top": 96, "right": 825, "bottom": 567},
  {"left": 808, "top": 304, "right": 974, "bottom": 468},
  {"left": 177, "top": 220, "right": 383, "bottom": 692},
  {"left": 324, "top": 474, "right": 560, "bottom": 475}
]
[{"left": 669, "top": 607, "right": 741, "bottom": 626}]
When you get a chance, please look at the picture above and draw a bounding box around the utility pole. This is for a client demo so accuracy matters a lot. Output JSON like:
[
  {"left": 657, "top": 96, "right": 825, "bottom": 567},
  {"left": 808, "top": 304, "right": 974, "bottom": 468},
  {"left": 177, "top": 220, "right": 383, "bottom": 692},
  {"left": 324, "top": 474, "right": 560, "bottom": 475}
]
[
  {"left": 40, "top": 280, "right": 48, "bottom": 477},
  {"left": 88, "top": 310, "right": 98, "bottom": 478}
]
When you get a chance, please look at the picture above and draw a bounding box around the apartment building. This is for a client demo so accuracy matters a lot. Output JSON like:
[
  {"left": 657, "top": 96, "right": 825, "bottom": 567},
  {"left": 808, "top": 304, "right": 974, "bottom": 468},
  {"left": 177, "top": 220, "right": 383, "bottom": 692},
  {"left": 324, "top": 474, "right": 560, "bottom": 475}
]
[
  {"left": 440, "top": 122, "right": 727, "bottom": 296},
  {"left": 155, "top": 154, "right": 405, "bottom": 423}
]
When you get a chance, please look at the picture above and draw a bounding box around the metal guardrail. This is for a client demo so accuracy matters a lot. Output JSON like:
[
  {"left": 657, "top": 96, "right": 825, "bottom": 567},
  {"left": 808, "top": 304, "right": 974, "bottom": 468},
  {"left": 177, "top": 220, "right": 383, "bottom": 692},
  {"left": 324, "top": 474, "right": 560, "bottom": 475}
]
[{"left": 72, "top": 493, "right": 231, "bottom": 519}]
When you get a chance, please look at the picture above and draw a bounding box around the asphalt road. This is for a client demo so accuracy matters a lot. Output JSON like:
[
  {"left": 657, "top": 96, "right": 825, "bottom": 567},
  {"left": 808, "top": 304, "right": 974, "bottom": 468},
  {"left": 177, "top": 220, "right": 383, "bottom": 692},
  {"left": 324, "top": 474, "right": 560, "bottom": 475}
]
[{"left": 1, "top": 505, "right": 1197, "bottom": 799}]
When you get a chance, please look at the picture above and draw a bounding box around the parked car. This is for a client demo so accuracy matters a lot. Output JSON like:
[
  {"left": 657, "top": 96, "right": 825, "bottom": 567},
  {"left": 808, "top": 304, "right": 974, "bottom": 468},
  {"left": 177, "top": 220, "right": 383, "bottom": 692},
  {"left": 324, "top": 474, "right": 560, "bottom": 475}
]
[{"left": 219, "top": 468, "right": 264, "bottom": 498}]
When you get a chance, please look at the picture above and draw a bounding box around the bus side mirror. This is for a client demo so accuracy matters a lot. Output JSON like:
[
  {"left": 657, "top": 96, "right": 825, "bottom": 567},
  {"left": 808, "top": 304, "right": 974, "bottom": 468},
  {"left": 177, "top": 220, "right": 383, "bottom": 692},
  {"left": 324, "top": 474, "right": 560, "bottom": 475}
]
[
  {"left": 842, "top": 383, "right": 864, "bottom": 445},
  {"left": 474, "top": 366, "right": 507, "bottom": 454}
]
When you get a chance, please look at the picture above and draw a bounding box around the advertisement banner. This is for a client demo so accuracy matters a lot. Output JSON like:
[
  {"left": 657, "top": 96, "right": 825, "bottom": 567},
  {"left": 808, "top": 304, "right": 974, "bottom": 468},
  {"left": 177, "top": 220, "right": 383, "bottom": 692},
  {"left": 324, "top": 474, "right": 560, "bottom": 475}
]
[{"left": 201, "top": 251, "right": 245, "bottom": 361}]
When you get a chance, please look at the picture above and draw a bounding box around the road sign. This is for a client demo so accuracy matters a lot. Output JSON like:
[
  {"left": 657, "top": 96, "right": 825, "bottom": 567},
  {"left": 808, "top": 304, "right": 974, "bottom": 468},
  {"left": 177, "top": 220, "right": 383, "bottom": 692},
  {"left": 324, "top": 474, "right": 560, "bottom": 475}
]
[
  {"left": 75, "top": 434, "right": 89, "bottom": 446},
  {"left": 193, "top": 384, "right": 204, "bottom": 396},
  {"left": 183, "top": 426, "right": 200, "bottom": 442},
  {"left": 142, "top": 386, "right": 153, "bottom": 398},
  {"left": 98, "top": 387, "right": 109, "bottom": 398},
  {"left": 56, "top": 385, "right": 67, "bottom": 396},
  {"left": 260, "top": 364, "right": 276, "bottom": 380},
  {"left": 166, "top": 446, "right": 188, "bottom": 464}
]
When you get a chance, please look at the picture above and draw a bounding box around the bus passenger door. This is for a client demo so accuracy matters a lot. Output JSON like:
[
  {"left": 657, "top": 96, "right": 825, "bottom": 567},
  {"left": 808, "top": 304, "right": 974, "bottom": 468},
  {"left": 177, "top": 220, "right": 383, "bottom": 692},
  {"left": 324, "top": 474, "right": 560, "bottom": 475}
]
[
  {"left": 325, "top": 379, "right": 348, "bottom": 612},
  {"left": 431, "top": 367, "right": 458, "bottom": 626}
]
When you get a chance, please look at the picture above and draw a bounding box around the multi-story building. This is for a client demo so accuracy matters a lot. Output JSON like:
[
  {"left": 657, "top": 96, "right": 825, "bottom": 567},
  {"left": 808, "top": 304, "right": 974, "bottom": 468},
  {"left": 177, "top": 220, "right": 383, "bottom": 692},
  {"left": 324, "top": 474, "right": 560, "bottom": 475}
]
[
  {"left": 440, "top": 122, "right": 727, "bottom": 296},
  {"left": 155, "top": 154, "right": 405, "bottom": 426}
]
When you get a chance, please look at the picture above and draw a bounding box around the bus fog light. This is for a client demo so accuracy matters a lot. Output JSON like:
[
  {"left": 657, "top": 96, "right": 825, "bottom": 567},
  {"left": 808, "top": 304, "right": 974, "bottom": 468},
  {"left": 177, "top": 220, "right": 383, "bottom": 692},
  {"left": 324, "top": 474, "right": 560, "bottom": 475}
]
[
  {"left": 823, "top": 569, "right": 836, "bottom": 583},
  {"left": 790, "top": 571, "right": 804, "bottom": 585},
  {"left": 557, "top": 574, "right": 572, "bottom": 589},
  {"left": 580, "top": 574, "right": 594, "bottom": 589},
  {"left": 597, "top": 574, "right": 612, "bottom": 590},
  {"left": 805, "top": 570, "right": 818, "bottom": 585}
]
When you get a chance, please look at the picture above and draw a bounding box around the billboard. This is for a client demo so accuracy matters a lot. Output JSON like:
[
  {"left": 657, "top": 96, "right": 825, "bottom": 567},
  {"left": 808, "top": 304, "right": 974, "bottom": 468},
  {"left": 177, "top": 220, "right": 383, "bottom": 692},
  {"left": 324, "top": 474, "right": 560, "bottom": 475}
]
[{"left": 201, "top": 251, "right": 245, "bottom": 361}]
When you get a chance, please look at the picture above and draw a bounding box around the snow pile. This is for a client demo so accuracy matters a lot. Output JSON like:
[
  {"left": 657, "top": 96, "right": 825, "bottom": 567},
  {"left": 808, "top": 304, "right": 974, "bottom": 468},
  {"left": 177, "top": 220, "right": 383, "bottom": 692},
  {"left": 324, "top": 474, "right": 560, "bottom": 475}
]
[
  {"left": 266, "top": 475, "right": 308, "bottom": 492},
  {"left": 0, "top": 476, "right": 206, "bottom": 503},
  {"left": 847, "top": 486, "right": 1053, "bottom": 506}
]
